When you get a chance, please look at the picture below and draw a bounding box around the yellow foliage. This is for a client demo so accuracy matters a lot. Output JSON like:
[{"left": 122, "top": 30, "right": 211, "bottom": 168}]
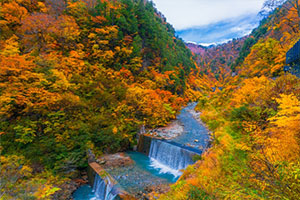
[
  {"left": 0, "top": 35, "right": 20, "bottom": 56},
  {"left": 232, "top": 76, "right": 273, "bottom": 107},
  {"left": 240, "top": 38, "right": 285, "bottom": 77},
  {"left": 113, "top": 126, "right": 118, "bottom": 134},
  {"left": 0, "top": 1, "right": 28, "bottom": 24},
  {"left": 266, "top": 94, "right": 300, "bottom": 162},
  {"left": 270, "top": 94, "right": 300, "bottom": 128},
  {"left": 51, "top": 69, "right": 72, "bottom": 91},
  {"left": 37, "top": 1, "right": 48, "bottom": 13},
  {"left": 33, "top": 185, "right": 61, "bottom": 199}
]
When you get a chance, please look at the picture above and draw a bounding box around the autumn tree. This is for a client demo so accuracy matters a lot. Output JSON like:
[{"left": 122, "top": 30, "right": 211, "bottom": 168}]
[{"left": 261, "top": 0, "right": 300, "bottom": 29}]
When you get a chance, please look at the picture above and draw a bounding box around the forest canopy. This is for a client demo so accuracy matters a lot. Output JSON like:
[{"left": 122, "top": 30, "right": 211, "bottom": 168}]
[{"left": 0, "top": 0, "right": 195, "bottom": 199}]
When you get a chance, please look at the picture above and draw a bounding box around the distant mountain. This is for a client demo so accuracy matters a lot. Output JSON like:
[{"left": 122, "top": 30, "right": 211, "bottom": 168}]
[
  {"left": 186, "top": 37, "right": 247, "bottom": 73},
  {"left": 185, "top": 43, "right": 207, "bottom": 55}
]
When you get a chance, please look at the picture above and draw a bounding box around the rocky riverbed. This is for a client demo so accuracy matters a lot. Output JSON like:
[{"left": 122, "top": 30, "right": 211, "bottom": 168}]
[
  {"left": 93, "top": 152, "right": 171, "bottom": 199},
  {"left": 96, "top": 153, "right": 135, "bottom": 169},
  {"left": 147, "top": 120, "right": 185, "bottom": 140},
  {"left": 147, "top": 103, "right": 211, "bottom": 149}
]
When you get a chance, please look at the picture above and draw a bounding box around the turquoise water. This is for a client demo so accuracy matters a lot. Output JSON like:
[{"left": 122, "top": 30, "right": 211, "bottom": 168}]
[
  {"left": 73, "top": 152, "right": 176, "bottom": 200},
  {"left": 127, "top": 151, "right": 178, "bottom": 182},
  {"left": 73, "top": 185, "right": 97, "bottom": 200},
  {"left": 73, "top": 103, "right": 209, "bottom": 199},
  {"left": 106, "top": 151, "right": 176, "bottom": 195}
]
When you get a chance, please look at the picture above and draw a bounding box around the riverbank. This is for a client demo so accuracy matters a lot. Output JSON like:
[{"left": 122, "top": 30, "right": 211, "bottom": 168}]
[
  {"left": 147, "top": 103, "right": 211, "bottom": 144},
  {"left": 71, "top": 103, "right": 211, "bottom": 199}
]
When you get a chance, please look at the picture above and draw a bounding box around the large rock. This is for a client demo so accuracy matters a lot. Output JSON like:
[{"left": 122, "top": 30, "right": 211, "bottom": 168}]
[
  {"left": 148, "top": 120, "right": 184, "bottom": 140},
  {"left": 97, "top": 153, "right": 135, "bottom": 169}
]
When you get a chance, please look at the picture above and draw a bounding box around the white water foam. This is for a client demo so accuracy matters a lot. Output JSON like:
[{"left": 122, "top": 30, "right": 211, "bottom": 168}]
[
  {"left": 149, "top": 139, "right": 197, "bottom": 170},
  {"left": 92, "top": 175, "right": 117, "bottom": 200},
  {"left": 149, "top": 158, "right": 183, "bottom": 178}
]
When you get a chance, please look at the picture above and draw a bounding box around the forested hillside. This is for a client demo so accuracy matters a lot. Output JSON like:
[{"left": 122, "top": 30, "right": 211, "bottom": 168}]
[
  {"left": 1, "top": 0, "right": 300, "bottom": 199},
  {"left": 160, "top": 0, "right": 300, "bottom": 199},
  {"left": 0, "top": 0, "right": 195, "bottom": 199},
  {"left": 187, "top": 37, "right": 247, "bottom": 74}
]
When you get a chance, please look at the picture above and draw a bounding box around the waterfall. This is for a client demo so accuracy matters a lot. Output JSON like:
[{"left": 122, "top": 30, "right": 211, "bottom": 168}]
[
  {"left": 149, "top": 139, "right": 200, "bottom": 176},
  {"left": 92, "top": 174, "right": 118, "bottom": 200}
]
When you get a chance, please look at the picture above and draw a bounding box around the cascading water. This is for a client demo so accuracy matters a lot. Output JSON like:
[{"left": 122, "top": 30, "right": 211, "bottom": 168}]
[
  {"left": 148, "top": 139, "right": 201, "bottom": 177},
  {"left": 92, "top": 174, "right": 118, "bottom": 200},
  {"left": 74, "top": 103, "right": 210, "bottom": 199}
]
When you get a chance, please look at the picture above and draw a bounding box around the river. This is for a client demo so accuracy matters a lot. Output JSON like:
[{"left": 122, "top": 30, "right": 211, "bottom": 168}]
[{"left": 73, "top": 103, "right": 210, "bottom": 200}]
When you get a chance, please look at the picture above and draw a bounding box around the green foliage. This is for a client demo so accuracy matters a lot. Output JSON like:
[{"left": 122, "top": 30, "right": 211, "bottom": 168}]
[
  {"left": 161, "top": 1, "right": 300, "bottom": 198},
  {"left": 192, "top": 154, "right": 203, "bottom": 162},
  {"left": 207, "top": 119, "right": 221, "bottom": 131},
  {"left": 232, "top": 21, "right": 268, "bottom": 71},
  {"left": 0, "top": 155, "right": 63, "bottom": 200},
  {"left": 188, "top": 186, "right": 213, "bottom": 200},
  {"left": 0, "top": 0, "right": 194, "bottom": 198}
]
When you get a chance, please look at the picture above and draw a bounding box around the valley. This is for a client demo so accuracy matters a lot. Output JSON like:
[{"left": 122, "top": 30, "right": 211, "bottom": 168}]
[{"left": 0, "top": 0, "right": 299, "bottom": 199}]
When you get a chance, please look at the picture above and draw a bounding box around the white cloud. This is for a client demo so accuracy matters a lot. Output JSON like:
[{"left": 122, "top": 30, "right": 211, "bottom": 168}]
[
  {"left": 152, "top": 0, "right": 265, "bottom": 30},
  {"left": 176, "top": 13, "right": 259, "bottom": 44}
]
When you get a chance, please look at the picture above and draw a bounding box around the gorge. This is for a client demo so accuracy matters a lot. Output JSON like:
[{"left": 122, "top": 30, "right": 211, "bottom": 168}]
[{"left": 1, "top": 0, "right": 299, "bottom": 199}]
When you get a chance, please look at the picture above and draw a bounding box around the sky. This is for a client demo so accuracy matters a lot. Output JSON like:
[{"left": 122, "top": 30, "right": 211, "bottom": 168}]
[{"left": 152, "top": 0, "right": 266, "bottom": 45}]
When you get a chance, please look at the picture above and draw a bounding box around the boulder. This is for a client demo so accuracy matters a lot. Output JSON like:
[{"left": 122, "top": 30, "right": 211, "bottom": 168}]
[{"left": 99, "top": 153, "right": 135, "bottom": 169}]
